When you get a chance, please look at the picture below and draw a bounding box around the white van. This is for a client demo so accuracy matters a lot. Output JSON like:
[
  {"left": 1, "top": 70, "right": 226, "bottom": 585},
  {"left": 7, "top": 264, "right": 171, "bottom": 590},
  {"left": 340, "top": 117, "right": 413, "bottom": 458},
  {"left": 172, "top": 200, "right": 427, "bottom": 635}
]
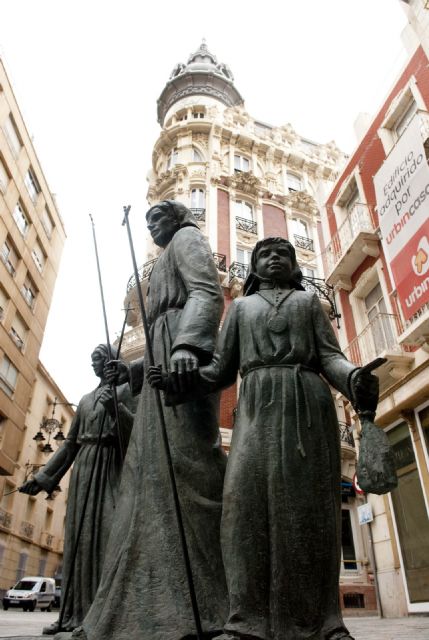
[{"left": 2, "top": 576, "right": 55, "bottom": 611}]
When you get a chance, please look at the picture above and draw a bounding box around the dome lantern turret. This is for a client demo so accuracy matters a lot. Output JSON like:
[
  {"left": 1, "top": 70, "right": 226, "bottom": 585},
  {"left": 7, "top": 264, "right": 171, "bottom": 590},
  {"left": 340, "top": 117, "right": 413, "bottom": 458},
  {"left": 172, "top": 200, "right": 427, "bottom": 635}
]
[{"left": 157, "top": 40, "right": 244, "bottom": 125}]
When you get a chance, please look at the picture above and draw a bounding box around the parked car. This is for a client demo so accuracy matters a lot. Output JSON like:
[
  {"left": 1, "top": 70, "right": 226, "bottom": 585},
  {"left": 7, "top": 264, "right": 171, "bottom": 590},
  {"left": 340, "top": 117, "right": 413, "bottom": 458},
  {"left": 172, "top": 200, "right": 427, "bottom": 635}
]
[{"left": 2, "top": 576, "right": 55, "bottom": 611}]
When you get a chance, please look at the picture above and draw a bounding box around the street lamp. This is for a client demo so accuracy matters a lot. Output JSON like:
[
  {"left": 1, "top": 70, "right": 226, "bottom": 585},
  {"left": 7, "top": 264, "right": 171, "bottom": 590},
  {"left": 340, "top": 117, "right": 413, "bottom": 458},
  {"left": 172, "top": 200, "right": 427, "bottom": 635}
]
[{"left": 35, "top": 397, "right": 76, "bottom": 456}]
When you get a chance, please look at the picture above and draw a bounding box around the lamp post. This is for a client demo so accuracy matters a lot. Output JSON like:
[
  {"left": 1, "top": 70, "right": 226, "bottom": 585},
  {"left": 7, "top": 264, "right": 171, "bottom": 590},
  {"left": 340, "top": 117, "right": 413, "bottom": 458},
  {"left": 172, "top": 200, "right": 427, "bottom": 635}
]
[{"left": 33, "top": 397, "right": 76, "bottom": 454}]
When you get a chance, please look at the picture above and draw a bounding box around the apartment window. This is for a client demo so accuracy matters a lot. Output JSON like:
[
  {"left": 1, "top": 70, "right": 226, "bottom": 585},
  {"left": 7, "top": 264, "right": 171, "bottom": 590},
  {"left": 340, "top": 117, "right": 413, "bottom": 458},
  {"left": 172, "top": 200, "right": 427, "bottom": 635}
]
[
  {"left": 0, "top": 156, "right": 9, "bottom": 194},
  {"left": 1, "top": 238, "right": 19, "bottom": 277},
  {"left": 394, "top": 99, "right": 418, "bottom": 139},
  {"left": 13, "top": 202, "right": 30, "bottom": 236},
  {"left": 0, "top": 287, "right": 7, "bottom": 321},
  {"left": 0, "top": 355, "right": 18, "bottom": 396},
  {"left": 302, "top": 266, "right": 318, "bottom": 279},
  {"left": 41, "top": 206, "right": 54, "bottom": 238},
  {"left": 3, "top": 114, "right": 22, "bottom": 158},
  {"left": 167, "top": 148, "right": 178, "bottom": 170},
  {"left": 10, "top": 313, "right": 27, "bottom": 351},
  {"left": 31, "top": 239, "right": 46, "bottom": 273},
  {"left": 236, "top": 247, "right": 252, "bottom": 266},
  {"left": 192, "top": 147, "right": 203, "bottom": 162},
  {"left": 193, "top": 111, "right": 204, "bottom": 119},
  {"left": 191, "top": 188, "right": 205, "bottom": 209},
  {"left": 234, "top": 200, "right": 253, "bottom": 220},
  {"left": 24, "top": 168, "right": 41, "bottom": 204},
  {"left": 291, "top": 218, "right": 309, "bottom": 238},
  {"left": 287, "top": 173, "right": 303, "bottom": 192},
  {"left": 21, "top": 274, "right": 37, "bottom": 308},
  {"left": 38, "top": 555, "right": 47, "bottom": 577},
  {"left": 364, "top": 283, "right": 395, "bottom": 351},
  {"left": 234, "top": 155, "right": 250, "bottom": 172}
]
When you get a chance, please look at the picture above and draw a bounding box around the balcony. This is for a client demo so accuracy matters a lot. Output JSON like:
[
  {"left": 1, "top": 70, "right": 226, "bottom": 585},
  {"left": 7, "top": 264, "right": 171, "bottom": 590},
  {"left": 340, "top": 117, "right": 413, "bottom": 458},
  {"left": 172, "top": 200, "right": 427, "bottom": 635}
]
[
  {"left": 301, "top": 276, "right": 341, "bottom": 328},
  {"left": 325, "top": 203, "right": 379, "bottom": 289},
  {"left": 235, "top": 216, "right": 257, "bottom": 235},
  {"left": 343, "top": 312, "right": 414, "bottom": 390},
  {"left": 126, "top": 258, "right": 157, "bottom": 293},
  {"left": 190, "top": 208, "right": 206, "bottom": 222},
  {"left": 213, "top": 253, "right": 227, "bottom": 272},
  {"left": 117, "top": 325, "right": 146, "bottom": 360},
  {"left": 228, "top": 261, "right": 249, "bottom": 283},
  {"left": 294, "top": 234, "right": 314, "bottom": 252},
  {"left": 398, "top": 300, "right": 429, "bottom": 347},
  {"left": 339, "top": 422, "right": 355, "bottom": 448},
  {"left": 20, "top": 520, "right": 34, "bottom": 540},
  {"left": 0, "top": 507, "right": 12, "bottom": 530},
  {"left": 40, "top": 531, "right": 55, "bottom": 549}
]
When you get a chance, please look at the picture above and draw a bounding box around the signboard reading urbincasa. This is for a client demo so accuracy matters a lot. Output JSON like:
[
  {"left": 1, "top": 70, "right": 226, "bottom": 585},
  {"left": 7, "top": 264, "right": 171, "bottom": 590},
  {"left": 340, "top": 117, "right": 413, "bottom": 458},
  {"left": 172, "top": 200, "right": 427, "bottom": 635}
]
[{"left": 374, "top": 117, "right": 429, "bottom": 321}]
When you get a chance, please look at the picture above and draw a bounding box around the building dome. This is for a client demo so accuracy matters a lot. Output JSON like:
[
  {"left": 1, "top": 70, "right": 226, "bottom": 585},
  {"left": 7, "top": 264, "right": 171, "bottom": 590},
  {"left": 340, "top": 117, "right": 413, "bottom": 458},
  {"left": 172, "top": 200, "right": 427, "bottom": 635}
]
[{"left": 157, "top": 40, "right": 244, "bottom": 124}]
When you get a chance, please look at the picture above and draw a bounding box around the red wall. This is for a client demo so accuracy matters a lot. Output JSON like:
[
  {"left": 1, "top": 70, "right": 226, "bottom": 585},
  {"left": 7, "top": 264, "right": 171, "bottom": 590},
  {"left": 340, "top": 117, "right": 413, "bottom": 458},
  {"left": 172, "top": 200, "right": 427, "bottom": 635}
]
[
  {"left": 217, "top": 189, "right": 230, "bottom": 266},
  {"left": 262, "top": 203, "right": 288, "bottom": 238}
]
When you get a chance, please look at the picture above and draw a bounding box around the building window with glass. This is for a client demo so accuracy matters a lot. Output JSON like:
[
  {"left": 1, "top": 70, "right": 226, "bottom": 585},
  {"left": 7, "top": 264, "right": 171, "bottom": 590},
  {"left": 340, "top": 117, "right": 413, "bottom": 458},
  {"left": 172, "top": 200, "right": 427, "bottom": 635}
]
[
  {"left": 0, "top": 287, "right": 8, "bottom": 321},
  {"left": 291, "top": 218, "right": 313, "bottom": 251},
  {"left": 0, "top": 355, "right": 18, "bottom": 397},
  {"left": 167, "top": 148, "right": 178, "bottom": 170},
  {"left": 0, "top": 156, "right": 9, "bottom": 194},
  {"left": 192, "top": 147, "right": 204, "bottom": 162},
  {"left": 10, "top": 313, "right": 27, "bottom": 351},
  {"left": 24, "top": 168, "right": 41, "bottom": 204},
  {"left": 234, "top": 155, "right": 250, "bottom": 173},
  {"left": 31, "top": 239, "right": 46, "bottom": 273},
  {"left": 287, "top": 172, "right": 303, "bottom": 192},
  {"left": 13, "top": 202, "right": 30, "bottom": 237},
  {"left": 1, "top": 238, "right": 19, "bottom": 277},
  {"left": 21, "top": 274, "right": 37, "bottom": 308},
  {"left": 3, "top": 114, "right": 22, "bottom": 158},
  {"left": 41, "top": 206, "right": 54, "bottom": 239}
]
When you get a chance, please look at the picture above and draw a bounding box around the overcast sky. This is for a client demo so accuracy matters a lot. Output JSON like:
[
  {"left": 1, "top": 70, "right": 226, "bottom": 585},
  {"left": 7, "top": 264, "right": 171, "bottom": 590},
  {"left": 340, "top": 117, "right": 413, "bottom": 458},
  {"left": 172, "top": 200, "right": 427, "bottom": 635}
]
[{"left": 0, "top": 1, "right": 409, "bottom": 404}]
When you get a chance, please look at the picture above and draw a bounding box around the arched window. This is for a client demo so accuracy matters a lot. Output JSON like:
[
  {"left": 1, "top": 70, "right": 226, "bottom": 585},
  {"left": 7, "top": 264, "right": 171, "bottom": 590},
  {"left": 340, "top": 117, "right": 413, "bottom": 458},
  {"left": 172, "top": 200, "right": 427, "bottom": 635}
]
[
  {"left": 234, "top": 200, "right": 253, "bottom": 220},
  {"left": 234, "top": 155, "right": 250, "bottom": 173},
  {"left": 192, "top": 147, "right": 204, "bottom": 162},
  {"left": 287, "top": 173, "right": 303, "bottom": 192},
  {"left": 191, "top": 189, "right": 205, "bottom": 209},
  {"left": 167, "top": 148, "right": 178, "bottom": 170}
]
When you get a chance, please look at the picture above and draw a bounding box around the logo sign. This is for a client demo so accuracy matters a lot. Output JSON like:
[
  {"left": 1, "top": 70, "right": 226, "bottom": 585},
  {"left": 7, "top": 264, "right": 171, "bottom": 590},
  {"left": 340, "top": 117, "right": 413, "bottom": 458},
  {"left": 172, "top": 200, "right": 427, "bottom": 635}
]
[
  {"left": 374, "top": 117, "right": 429, "bottom": 320},
  {"left": 352, "top": 473, "right": 365, "bottom": 495},
  {"left": 357, "top": 502, "right": 374, "bottom": 526}
]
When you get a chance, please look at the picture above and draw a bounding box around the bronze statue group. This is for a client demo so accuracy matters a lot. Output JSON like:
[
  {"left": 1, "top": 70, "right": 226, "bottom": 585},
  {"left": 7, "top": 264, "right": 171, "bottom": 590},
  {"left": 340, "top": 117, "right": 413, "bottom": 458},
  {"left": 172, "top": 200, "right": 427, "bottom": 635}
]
[{"left": 21, "top": 201, "right": 381, "bottom": 640}]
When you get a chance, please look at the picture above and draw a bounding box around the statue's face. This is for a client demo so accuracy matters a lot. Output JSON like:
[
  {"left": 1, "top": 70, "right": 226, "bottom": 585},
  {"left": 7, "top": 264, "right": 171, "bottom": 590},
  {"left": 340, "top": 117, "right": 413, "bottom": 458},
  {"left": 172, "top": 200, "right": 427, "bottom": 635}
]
[
  {"left": 255, "top": 242, "right": 293, "bottom": 285},
  {"left": 146, "top": 206, "right": 179, "bottom": 247},
  {"left": 91, "top": 350, "right": 106, "bottom": 378}
]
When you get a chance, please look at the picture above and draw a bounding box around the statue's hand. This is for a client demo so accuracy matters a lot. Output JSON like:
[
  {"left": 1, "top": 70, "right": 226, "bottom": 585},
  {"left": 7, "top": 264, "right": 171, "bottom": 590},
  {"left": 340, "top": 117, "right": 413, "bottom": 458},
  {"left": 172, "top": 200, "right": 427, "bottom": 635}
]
[
  {"left": 147, "top": 366, "right": 168, "bottom": 390},
  {"left": 350, "top": 368, "right": 379, "bottom": 416},
  {"left": 104, "top": 360, "right": 129, "bottom": 386},
  {"left": 99, "top": 387, "right": 115, "bottom": 415},
  {"left": 169, "top": 349, "right": 199, "bottom": 394},
  {"left": 19, "top": 480, "right": 42, "bottom": 496}
]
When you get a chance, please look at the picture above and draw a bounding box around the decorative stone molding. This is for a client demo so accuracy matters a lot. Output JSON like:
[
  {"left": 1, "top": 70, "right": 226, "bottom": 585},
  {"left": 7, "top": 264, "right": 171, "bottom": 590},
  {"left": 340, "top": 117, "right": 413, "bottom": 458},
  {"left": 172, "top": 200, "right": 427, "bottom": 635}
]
[
  {"left": 286, "top": 191, "right": 319, "bottom": 215},
  {"left": 224, "top": 172, "right": 261, "bottom": 195}
]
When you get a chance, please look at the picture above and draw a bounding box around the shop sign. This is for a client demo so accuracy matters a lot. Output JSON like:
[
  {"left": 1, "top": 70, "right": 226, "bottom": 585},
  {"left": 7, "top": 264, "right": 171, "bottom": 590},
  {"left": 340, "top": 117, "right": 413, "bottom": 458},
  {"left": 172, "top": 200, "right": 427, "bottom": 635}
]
[{"left": 357, "top": 502, "right": 374, "bottom": 525}]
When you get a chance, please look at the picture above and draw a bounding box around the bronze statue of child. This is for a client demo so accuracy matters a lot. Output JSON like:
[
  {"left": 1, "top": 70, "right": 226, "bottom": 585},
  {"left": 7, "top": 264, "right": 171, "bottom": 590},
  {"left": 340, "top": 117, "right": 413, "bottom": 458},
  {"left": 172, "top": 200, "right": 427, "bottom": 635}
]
[{"left": 150, "top": 236, "right": 379, "bottom": 640}]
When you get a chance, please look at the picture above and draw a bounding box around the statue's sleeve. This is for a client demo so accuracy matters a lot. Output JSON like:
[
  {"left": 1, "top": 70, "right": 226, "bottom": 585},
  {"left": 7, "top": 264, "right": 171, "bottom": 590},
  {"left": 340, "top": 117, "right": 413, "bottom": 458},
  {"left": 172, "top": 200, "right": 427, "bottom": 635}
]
[
  {"left": 128, "top": 357, "right": 144, "bottom": 395},
  {"left": 311, "top": 293, "right": 358, "bottom": 398},
  {"left": 116, "top": 382, "right": 138, "bottom": 449},
  {"left": 199, "top": 300, "right": 240, "bottom": 392},
  {"left": 171, "top": 227, "right": 224, "bottom": 365},
  {"left": 34, "top": 403, "right": 82, "bottom": 494}
]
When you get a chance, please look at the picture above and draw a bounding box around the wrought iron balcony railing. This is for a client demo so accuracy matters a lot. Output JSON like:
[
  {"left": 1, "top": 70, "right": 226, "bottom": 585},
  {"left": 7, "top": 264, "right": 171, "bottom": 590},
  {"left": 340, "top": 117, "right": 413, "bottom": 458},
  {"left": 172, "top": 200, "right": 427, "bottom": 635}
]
[
  {"left": 126, "top": 258, "right": 158, "bottom": 292},
  {"left": 301, "top": 276, "right": 341, "bottom": 328},
  {"left": 343, "top": 312, "right": 403, "bottom": 366},
  {"left": 20, "top": 520, "right": 34, "bottom": 539},
  {"left": 190, "top": 208, "right": 206, "bottom": 221},
  {"left": 325, "top": 203, "right": 376, "bottom": 273},
  {"left": 0, "top": 507, "right": 12, "bottom": 530},
  {"left": 294, "top": 234, "right": 314, "bottom": 252},
  {"left": 213, "top": 253, "right": 227, "bottom": 272},
  {"left": 228, "top": 261, "right": 249, "bottom": 282},
  {"left": 235, "top": 216, "right": 257, "bottom": 234},
  {"left": 339, "top": 422, "right": 355, "bottom": 447}
]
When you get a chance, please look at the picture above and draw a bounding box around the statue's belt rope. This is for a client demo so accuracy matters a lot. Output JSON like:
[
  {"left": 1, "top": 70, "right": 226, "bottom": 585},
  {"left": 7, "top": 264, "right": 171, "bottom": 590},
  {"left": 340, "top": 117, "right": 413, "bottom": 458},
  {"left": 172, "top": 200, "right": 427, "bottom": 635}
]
[{"left": 242, "top": 363, "right": 317, "bottom": 459}]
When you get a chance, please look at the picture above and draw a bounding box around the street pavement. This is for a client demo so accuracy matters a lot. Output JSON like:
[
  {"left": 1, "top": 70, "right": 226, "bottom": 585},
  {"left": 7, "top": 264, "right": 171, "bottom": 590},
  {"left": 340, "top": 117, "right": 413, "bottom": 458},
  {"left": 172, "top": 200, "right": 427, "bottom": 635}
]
[{"left": 0, "top": 611, "right": 429, "bottom": 639}]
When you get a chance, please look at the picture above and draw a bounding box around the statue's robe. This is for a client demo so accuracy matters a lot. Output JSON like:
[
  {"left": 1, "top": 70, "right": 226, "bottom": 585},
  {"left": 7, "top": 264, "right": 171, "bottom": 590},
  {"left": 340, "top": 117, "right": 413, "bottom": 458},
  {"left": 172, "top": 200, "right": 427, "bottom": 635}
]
[
  {"left": 36, "top": 383, "right": 135, "bottom": 631},
  {"left": 200, "top": 289, "right": 358, "bottom": 640},
  {"left": 82, "top": 225, "right": 228, "bottom": 640}
]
